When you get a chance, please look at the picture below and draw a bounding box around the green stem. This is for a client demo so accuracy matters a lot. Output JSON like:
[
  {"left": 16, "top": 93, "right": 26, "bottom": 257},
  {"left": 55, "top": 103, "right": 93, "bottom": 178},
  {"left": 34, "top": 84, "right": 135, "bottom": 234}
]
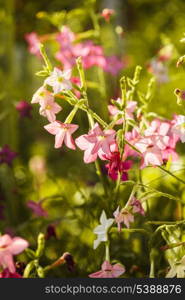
[
  {"left": 110, "top": 227, "right": 150, "bottom": 236},
  {"left": 149, "top": 250, "right": 155, "bottom": 278},
  {"left": 105, "top": 241, "right": 110, "bottom": 262},
  {"left": 64, "top": 105, "right": 79, "bottom": 123},
  {"left": 23, "top": 260, "right": 36, "bottom": 278},
  {"left": 158, "top": 166, "right": 185, "bottom": 185}
]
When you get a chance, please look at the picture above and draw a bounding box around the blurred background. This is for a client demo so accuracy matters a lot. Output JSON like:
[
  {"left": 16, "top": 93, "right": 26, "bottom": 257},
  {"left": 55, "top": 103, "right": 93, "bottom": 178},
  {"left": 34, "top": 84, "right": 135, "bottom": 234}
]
[{"left": 0, "top": 0, "right": 185, "bottom": 277}]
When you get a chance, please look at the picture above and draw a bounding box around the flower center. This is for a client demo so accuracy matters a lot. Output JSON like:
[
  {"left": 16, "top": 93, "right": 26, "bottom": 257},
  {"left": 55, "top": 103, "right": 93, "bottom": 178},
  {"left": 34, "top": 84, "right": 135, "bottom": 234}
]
[
  {"left": 46, "top": 105, "right": 51, "bottom": 110},
  {"left": 180, "top": 123, "right": 185, "bottom": 130},
  {"left": 97, "top": 135, "right": 105, "bottom": 141},
  {"left": 58, "top": 77, "right": 64, "bottom": 83}
]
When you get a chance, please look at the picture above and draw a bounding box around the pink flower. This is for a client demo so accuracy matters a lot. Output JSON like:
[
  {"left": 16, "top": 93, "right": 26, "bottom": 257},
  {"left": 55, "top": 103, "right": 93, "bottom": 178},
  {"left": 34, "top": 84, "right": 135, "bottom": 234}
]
[
  {"left": 113, "top": 206, "right": 134, "bottom": 231},
  {"left": 89, "top": 260, "right": 125, "bottom": 278},
  {"left": 55, "top": 26, "right": 76, "bottom": 69},
  {"left": 44, "top": 68, "right": 72, "bottom": 94},
  {"left": 56, "top": 26, "right": 75, "bottom": 48},
  {"left": 39, "top": 97, "right": 62, "bottom": 122},
  {"left": 32, "top": 86, "right": 54, "bottom": 104},
  {"left": 135, "top": 137, "right": 163, "bottom": 169},
  {"left": 27, "top": 200, "right": 48, "bottom": 217},
  {"left": 103, "top": 56, "right": 123, "bottom": 75},
  {"left": 108, "top": 98, "right": 137, "bottom": 124},
  {"left": 25, "top": 32, "right": 41, "bottom": 57},
  {"left": 105, "top": 152, "right": 133, "bottom": 181},
  {"left": 74, "top": 41, "right": 106, "bottom": 69},
  {"left": 0, "top": 234, "right": 28, "bottom": 273},
  {"left": 44, "top": 121, "right": 79, "bottom": 149},
  {"left": 0, "top": 268, "right": 22, "bottom": 278},
  {"left": 101, "top": 8, "right": 115, "bottom": 22},
  {"left": 130, "top": 197, "right": 145, "bottom": 216},
  {"left": 75, "top": 123, "right": 117, "bottom": 163},
  {"left": 144, "top": 119, "right": 179, "bottom": 162}
]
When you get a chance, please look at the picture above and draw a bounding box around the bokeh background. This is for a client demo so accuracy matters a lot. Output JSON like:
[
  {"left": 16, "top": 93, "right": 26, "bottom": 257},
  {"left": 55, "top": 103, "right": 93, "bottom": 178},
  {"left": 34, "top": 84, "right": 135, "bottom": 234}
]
[{"left": 0, "top": 0, "right": 185, "bottom": 277}]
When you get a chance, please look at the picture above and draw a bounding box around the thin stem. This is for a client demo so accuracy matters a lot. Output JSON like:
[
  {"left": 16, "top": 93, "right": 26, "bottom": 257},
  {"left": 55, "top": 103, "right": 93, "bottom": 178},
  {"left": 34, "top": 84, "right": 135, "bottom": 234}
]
[
  {"left": 158, "top": 165, "right": 185, "bottom": 185},
  {"left": 105, "top": 241, "right": 110, "bottom": 262},
  {"left": 149, "top": 252, "right": 155, "bottom": 278},
  {"left": 110, "top": 227, "right": 150, "bottom": 236}
]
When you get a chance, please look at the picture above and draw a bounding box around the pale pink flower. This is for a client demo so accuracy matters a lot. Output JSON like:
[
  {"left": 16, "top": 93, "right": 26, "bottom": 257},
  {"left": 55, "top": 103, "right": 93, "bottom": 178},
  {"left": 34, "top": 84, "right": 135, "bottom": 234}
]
[
  {"left": 0, "top": 234, "right": 28, "bottom": 273},
  {"left": 39, "top": 97, "right": 62, "bottom": 122},
  {"left": 89, "top": 260, "right": 125, "bottom": 278},
  {"left": 113, "top": 206, "right": 134, "bottom": 231},
  {"left": 135, "top": 137, "right": 163, "bottom": 168},
  {"left": 108, "top": 98, "right": 137, "bottom": 124},
  {"left": 125, "top": 128, "right": 141, "bottom": 157},
  {"left": 75, "top": 123, "right": 116, "bottom": 163},
  {"left": 144, "top": 119, "right": 179, "bottom": 162},
  {"left": 31, "top": 86, "right": 54, "bottom": 104},
  {"left": 25, "top": 32, "right": 41, "bottom": 57},
  {"left": 27, "top": 200, "right": 48, "bottom": 217},
  {"left": 44, "top": 121, "right": 79, "bottom": 149},
  {"left": 101, "top": 8, "right": 115, "bottom": 22},
  {"left": 44, "top": 68, "right": 72, "bottom": 94}
]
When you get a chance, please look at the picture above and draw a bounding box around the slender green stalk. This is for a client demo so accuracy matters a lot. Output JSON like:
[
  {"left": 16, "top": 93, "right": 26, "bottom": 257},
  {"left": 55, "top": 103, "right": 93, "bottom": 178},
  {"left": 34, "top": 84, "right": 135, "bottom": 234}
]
[
  {"left": 158, "top": 166, "right": 185, "bottom": 185},
  {"left": 110, "top": 227, "right": 150, "bottom": 236},
  {"left": 105, "top": 241, "right": 110, "bottom": 262}
]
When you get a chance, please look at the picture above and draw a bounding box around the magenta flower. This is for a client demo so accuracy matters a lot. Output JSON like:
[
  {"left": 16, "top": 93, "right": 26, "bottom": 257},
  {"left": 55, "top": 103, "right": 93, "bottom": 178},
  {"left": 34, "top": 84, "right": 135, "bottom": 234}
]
[
  {"left": 44, "top": 68, "right": 72, "bottom": 94},
  {"left": 108, "top": 98, "right": 137, "bottom": 124},
  {"left": 0, "top": 145, "right": 17, "bottom": 166},
  {"left": 0, "top": 234, "right": 28, "bottom": 273},
  {"left": 101, "top": 8, "right": 115, "bottom": 22},
  {"left": 26, "top": 200, "right": 48, "bottom": 217},
  {"left": 25, "top": 32, "right": 41, "bottom": 57},
  {"left": 75, "top": 123, "right": 117, "bottom": 163},
  {"left": 105, "top": 152, "right": 133, "bottom": 181},
  {"left": 113, "top": 206, "right": 134, "bottom": 231},
  {"left": 89, "top": 260, "right": 125, "bottom": 278},
  {"left": 15, "top": 100, "right": 32, "bottom": 118},
  {"left": 39, "top": 97, "right": 62, "bottom": 122},
  {"left": 32, "top": 86, "right": 54, "bottom": 104},
  {"left": 0, "top": 268, "right": 22, "bottom": 278},
  {"left": 44, "top": 121, "right": 79, "bottom": 149},
  {"left": 130, "top": 197, "right": 145, "bottom": 216}
]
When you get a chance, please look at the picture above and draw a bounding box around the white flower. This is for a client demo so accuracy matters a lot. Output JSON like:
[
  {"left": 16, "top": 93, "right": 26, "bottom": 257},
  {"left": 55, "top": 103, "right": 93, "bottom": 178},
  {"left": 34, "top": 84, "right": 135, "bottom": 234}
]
[
  {"left": 93, "top": 210, "right": 114, "bottom": 249},
  {"left": 44, "top": 67, "right": 72, "bottom": 95},
  {"left": 166, "top": 255, "right": 185, "bottom": 278},
  {"left": 172, "top": 115, "right": 185, "bottom": 143},
  {"left": 31, "top": 86, "right": 54, "bottom": 104}
]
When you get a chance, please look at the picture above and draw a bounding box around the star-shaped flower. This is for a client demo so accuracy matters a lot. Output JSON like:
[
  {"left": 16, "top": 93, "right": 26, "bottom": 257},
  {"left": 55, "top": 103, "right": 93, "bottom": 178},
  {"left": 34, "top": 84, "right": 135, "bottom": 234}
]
[
  {"left": 93, "top": 210, "right": 114, "bottom": 249},
  {"left": 44, "top": 67, "right": 72, "bottom": 94},
  {"left": 44, "top": 121, "right": 78, "bottom": 149}
]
